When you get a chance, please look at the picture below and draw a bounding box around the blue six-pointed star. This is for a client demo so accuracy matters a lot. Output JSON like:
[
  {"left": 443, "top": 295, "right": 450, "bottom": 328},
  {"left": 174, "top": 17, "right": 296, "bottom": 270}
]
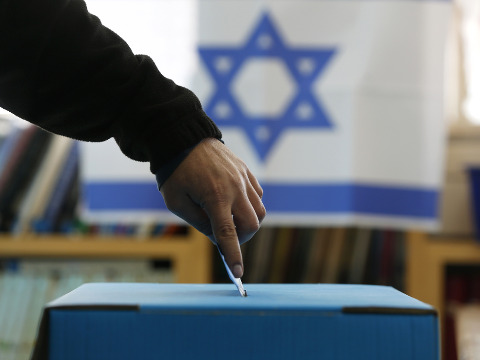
[{"left": 198, "top": 13, "right": 336, "bottom": 161}]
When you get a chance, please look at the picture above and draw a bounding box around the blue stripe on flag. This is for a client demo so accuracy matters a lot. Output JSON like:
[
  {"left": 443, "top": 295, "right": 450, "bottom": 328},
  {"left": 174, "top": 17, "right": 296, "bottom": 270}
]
[
  {"left": 83, "top": 182, "right": 438, "bottom": 219},
  {"left": 83, "top": 182, "right": 166, "bottom": 211},
  {"left": 261, "top": 184, "right": 438, "bottom": 218}
]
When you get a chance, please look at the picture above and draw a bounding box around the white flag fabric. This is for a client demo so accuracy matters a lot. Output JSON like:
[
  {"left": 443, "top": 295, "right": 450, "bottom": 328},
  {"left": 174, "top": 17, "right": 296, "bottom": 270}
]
[{"left": 81, "top": 0, "right": 451, "bottom": 229}]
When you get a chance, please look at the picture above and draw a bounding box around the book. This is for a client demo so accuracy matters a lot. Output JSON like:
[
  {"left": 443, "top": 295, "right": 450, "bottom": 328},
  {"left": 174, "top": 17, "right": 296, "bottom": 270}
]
[
  {"left": 379, "top": 230, "right": 395, "bottom": 285},
  {"left": 20, "top": 276, "right": 50, "bottom": 348},
  {"left": 302, "top": 227, "right": 330, "bottom": 283},
  {"left": 286, "top": 227, "right": 314, "bottom": 283},
  {"left": 269, "top": 227, "right": 294, "bottom": 283},
  {"left": 0, "top": 127, "right": 21, "bottom": 175},
  {"left": 8, "top": 276, "right": 33, "bottom": 355},
  {"left": 348, "top": 228, "right": 372, "bottom": 284},
  {"left": 321, "top": 227, "right": 346, "bottom": 283},
  {"left": 337, "top": 228, "right": 356, "bottom": 283},
  {"left": 392, "top": 231, "right": 406, "bottom": 291},
  {"left": 364, "top": 229, "right": 383, "bottom": 285},
  {"left": 33, "top": 141, "right": 79, "bottom": 233},
  {"left": 0, "top": 273, "right": 11, "bottom": 356},
  {"left": 0, "top": 127, "right": 36, "bottom": 198},
  {"left": 0, "top": 126, "right": 52, "bottom": 231},
  {"left": 13, "top": 136, "right": 73, "bottom": 234},
  {"left": 245, "top": 226, "right": 276, "bottom": 283}
]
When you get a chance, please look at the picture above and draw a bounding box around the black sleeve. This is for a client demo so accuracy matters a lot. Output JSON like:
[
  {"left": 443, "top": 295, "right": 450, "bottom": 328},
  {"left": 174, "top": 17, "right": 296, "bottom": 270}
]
[{"left": 0, "top": 0, "right": 221, "bottom": 173}]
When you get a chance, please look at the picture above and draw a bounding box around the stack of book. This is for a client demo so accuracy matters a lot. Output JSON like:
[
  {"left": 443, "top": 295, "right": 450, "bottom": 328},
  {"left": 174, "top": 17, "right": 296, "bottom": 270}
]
[
  {"left": 0, "top": 123, "right": 77, "bottom": 233},
  {"left": 0, "top": 123, "right": 189, "bottom": 236},
  {"left": 0, "top": 259, "right": 174, "bottom": 360},
  {"left": 234, "top": 226, "right": 406, "bottom": 290}
]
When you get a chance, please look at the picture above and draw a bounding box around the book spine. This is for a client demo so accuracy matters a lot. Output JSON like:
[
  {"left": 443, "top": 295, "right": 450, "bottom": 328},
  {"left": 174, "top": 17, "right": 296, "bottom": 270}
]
[{"left": 33, "top": 141, "right": 79, "bottom": 233}]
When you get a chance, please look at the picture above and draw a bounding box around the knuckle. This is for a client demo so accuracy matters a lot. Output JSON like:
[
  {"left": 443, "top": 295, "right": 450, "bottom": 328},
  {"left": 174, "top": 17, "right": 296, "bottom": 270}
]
[
  {"left": 257, "top": 186, "right": 264, "bottom": 199},
  {"left": 257, "top": 204, "right": 267, "bottom": 222},
  {"left": 215, "top": 223, "right": 237, "bottom": 240},
  {"left": 230, "top": 171, "right": 246, "bottom": 188},
  {"left": 239, "top": 160, "right": 249, "bottom": 172},
  {"left": 245, "top": 219, "right": 261, "bottom": 234},
  {"left": 237, "top": 213, "right": 260, "bottom": 235}
]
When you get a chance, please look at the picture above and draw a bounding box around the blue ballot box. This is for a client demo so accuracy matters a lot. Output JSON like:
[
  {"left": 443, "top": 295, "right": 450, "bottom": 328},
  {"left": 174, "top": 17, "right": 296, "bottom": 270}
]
[{"left": 32, "top": 283, "right": 439, "bottom": 360}]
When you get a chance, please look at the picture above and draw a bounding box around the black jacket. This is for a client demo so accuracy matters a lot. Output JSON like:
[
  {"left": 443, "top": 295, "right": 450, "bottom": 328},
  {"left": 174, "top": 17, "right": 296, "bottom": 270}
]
[{"left": 0, "top": 0, "right": 221, "bottom": 176}]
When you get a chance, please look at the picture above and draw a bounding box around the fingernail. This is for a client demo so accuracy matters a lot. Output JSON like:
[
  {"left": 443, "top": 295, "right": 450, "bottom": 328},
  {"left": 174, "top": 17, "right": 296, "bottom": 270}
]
[{"left": 232, "top": 264, "right": 243, "bottom": 278}]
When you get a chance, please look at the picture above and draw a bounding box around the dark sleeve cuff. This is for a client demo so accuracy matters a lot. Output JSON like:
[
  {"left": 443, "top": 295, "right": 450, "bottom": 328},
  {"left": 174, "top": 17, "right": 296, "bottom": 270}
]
[{"left": 155, "top": 145, "right": 195, "bottom": 190}]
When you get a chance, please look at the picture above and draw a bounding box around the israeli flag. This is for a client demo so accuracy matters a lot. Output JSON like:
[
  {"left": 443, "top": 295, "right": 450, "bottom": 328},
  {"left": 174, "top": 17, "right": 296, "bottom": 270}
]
[{"left": 81, "top": 0, "right": 451, "bottom": 229}]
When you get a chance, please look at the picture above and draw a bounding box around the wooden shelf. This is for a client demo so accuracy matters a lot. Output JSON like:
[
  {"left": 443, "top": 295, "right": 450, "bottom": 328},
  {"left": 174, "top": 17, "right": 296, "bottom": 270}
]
[
  {"left": 0, "top": 228, "right": 213, "bottom": 284},
  {"left": 406, "top": 232, "right": 480, "bottom": 318},
  {"left": 406, "top": 232, "right": 480, "bottom": 359}
]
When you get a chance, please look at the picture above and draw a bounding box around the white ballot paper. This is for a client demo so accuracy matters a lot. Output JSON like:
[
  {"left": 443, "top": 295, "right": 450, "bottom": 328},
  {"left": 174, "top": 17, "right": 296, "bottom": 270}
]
[{"left": 217, "top": 245, "right": 247, "bottom": 297}]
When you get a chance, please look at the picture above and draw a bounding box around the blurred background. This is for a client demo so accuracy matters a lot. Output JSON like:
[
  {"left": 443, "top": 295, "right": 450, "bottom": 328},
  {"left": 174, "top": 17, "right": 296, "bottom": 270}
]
[{"left": 1, "top": 0, "right": 479, "bottom": 359}]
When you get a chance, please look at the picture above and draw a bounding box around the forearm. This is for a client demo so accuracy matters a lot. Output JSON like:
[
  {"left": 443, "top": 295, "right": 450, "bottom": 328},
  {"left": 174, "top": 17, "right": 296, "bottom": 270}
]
[{"left": 0, "top": 0, "right": 221, "bottom": 173}]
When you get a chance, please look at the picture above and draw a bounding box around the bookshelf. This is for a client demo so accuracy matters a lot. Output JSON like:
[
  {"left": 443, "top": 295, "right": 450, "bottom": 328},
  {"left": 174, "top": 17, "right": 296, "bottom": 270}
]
[
  {"left": 406, "top": 232, "right": 480, "bottom": 318},
  {"left": 0, "top": 228, "right": 212, "bottom": 360},
  {"left": 406, "top": 231, "right": 480, "bottom": 360},
  {"left": 0, "top": 227, "right": 213, "bottom": 283}
]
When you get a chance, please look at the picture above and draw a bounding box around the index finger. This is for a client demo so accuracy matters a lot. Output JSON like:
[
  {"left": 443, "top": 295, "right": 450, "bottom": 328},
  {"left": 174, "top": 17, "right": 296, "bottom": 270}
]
[{"left": 204, "top": 203, "right": 243, "bottom": 278}]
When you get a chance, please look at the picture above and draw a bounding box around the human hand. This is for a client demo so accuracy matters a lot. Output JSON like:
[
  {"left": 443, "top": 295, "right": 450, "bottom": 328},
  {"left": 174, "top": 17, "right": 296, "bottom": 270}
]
[{"left": 160, "top": 138, "right": 266, "bottom": 278}]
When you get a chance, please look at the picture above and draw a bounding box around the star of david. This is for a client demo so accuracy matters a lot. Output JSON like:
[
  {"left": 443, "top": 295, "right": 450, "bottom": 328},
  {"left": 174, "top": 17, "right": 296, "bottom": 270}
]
[{"left": 198, "top": 13, "right": 336, "bottom": 161}]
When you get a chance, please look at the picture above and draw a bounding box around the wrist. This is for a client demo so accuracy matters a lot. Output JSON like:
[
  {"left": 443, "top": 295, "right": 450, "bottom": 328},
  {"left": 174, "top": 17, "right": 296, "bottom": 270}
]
[{"left": 155, "top": 138, "right": 224, "bottom": 189}]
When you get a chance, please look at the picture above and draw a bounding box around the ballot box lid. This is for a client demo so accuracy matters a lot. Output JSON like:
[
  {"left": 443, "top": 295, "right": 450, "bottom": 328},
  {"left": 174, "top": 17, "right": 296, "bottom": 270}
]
[{"left": 46, "top": 283, "right": 435, "bottom": 315}]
